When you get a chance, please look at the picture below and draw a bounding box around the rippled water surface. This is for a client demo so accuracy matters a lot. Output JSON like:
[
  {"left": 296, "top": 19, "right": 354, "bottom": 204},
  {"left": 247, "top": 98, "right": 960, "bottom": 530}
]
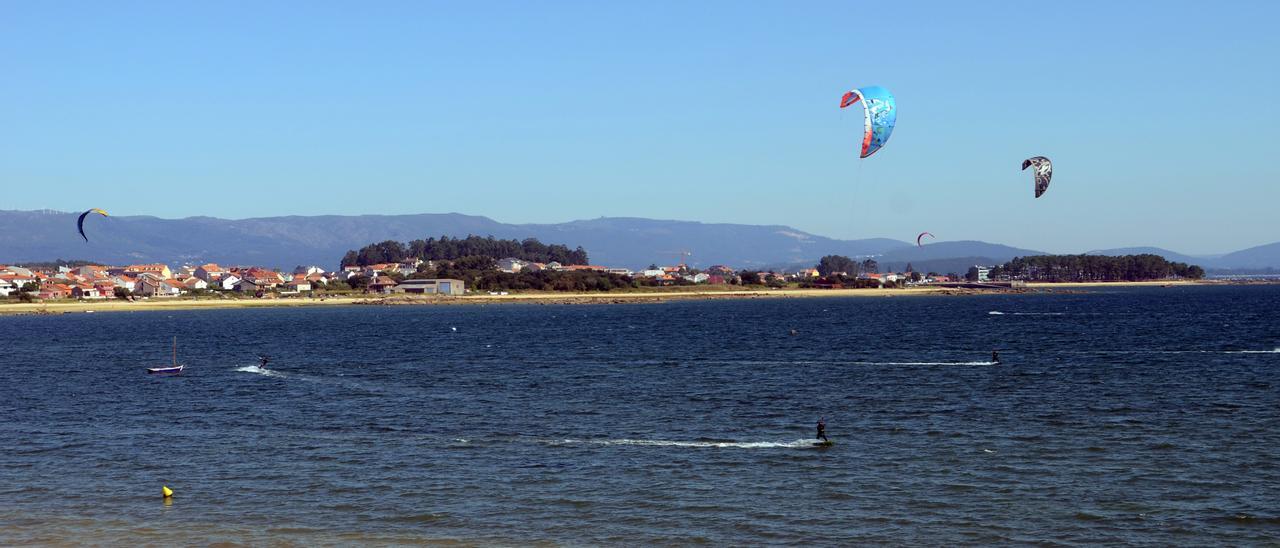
[{"left": 2, "top": 286, "right": 1279, "bottom": 545}]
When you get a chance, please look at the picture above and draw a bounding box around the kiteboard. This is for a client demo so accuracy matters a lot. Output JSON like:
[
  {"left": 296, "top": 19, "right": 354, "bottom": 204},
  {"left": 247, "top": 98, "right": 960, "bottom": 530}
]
[{"left": 813, "top": 439, "right": 834, "bottom": 447}]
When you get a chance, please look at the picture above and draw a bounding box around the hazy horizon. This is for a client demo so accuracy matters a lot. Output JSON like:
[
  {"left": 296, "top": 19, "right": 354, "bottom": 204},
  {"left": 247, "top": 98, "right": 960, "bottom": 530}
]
[
  {"left": 4, "top": 207, "right": 1275, "bottom": 259},
  {"left": 3, "top": 1, "right": 1277, "bottom": 255}
]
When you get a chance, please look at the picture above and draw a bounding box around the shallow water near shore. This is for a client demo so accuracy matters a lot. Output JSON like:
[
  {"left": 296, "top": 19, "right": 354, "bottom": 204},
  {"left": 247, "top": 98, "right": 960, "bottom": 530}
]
[{"left": 2, "top": 285, "right": 1278, "bottom": 544}]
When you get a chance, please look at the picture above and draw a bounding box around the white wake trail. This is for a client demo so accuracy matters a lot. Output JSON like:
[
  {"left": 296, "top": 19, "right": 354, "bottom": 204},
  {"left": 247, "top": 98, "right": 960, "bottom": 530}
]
[
  {"left": 551, "top": 438, "right": 820, "bottom": 449},
  {"left": 235, "top": 365, "right": 285, "bottom": 378}
]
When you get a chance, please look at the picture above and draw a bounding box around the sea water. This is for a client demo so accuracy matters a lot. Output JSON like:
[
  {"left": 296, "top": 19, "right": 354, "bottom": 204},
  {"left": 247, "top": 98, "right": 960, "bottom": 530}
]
[{"left": 1, "top": 285, "right": 1277, "bottom": 544}]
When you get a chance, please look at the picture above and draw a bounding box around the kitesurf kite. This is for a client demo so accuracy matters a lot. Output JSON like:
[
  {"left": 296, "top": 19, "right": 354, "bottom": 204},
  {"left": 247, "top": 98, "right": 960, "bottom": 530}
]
[
  {"left": 77, "top": 208, "right": 108, "bottom": 242},
  {"left": 839, "top": 85, "right": 896, "bottom": 158},
  {"left": 1022, "top": 156, "right": 1053, "bottom": 198},
  {"left": 916, "top": 231, "right": 934, "bottom": 247}
]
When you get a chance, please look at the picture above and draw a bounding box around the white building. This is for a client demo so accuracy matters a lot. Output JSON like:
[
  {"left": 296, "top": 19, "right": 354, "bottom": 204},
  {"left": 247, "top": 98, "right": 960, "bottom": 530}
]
[
  {"left": 112, "top": 276, "right": 137, "bottom": 292},
  {"left": 294, "top": 265, "right": 327, "bottom": 276},
  {"left": 496, "top": 258, "right": 528, "bottom": 273},
  {"left": 392, "top": 278, "right": 465, "bottom": 296},
  {"left": 218, "top": 275, "right": 241, "bottom": 291}
]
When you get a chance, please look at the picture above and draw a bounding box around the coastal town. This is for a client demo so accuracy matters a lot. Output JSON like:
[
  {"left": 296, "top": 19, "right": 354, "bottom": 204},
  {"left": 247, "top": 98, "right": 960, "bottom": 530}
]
[
  {"left": 0, "top": 257, "right": 971, "bottom": 302},
  {"left": 1, "top": 240, "right": 1213, "bottom": 308}
]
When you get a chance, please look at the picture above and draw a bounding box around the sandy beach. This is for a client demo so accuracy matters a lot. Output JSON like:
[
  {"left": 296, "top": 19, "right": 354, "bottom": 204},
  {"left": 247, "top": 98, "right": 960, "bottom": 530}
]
[
  {"left": 0, "top": 281, "right": 1227, "bottom": 316},
  {"left": 0, "top": 286, "right": 957, "bottom": 315}
]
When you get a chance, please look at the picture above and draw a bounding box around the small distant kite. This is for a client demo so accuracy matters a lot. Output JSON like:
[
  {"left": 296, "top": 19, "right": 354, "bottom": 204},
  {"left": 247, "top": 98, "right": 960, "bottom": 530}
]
[
  {"left": 77, "top": 208, "right": 109, "bottom": 242},
  {"left": 916, "top": 232, "right": 934, "bottom": 247},
  {"left": 839, "top": 85, "right": 896, "bottom": 158},
  {"left": 1022, "top": 156, "right": 1053, "bottom": 198}
]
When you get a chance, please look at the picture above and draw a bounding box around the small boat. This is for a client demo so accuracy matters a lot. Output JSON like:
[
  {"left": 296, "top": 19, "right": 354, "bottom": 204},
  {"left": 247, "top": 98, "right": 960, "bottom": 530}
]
[{"left": 147, "top": 337, "right": 185, "bottom": 375}]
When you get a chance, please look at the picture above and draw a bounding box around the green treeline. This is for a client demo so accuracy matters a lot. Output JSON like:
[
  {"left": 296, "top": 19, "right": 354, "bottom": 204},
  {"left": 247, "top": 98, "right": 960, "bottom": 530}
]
[
  {"left": 347, "top": 254, "right": 636, "bottom": 292},
  {"left": 426, "top": 268, "right": 637, "bottom": 292},
  {"left": 816, "top": 255, "right": 878, "bottom": 276},
  {"left": 342, "top": 236, "right": 589, "bottom": 267},
  {"left": 995, "top": 254, "right": 1204, "bottom": 282}
]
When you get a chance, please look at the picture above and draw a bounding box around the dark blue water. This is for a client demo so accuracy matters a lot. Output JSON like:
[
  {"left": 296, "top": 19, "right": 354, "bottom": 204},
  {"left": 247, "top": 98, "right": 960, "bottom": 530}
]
[{"left": 2, "top": 286, "right": 1278, "bottom": 545}]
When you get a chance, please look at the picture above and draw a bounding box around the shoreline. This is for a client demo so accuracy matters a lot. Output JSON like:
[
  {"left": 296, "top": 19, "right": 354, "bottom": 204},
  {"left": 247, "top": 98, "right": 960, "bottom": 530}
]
[{"left": 0, "top": 280, "right": 1221, "bottom": 316}]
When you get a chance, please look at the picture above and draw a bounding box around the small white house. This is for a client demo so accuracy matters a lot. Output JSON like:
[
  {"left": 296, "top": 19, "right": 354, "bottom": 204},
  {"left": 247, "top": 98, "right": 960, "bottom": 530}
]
[
  {"left": 112, "top": 276, "right": 137, "bottom": 292},
  {"left": 219, "top": 275, "right": 241, "bottom": 291},
  {"left": 72, "top": 285, "right": 105, "bottom": 299},
  {"left": 496, "top": 258, "right": 527, "bottom": 273}
]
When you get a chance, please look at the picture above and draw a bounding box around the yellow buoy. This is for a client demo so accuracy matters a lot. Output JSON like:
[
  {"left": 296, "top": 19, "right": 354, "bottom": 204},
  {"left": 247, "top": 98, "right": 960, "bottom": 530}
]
[{"left": 162, "top": 485, "right": 173, "bottom": 498}]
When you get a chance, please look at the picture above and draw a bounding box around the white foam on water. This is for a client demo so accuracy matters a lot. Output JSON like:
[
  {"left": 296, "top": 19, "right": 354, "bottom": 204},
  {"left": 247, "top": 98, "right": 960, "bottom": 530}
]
[
  {"left": 856, "top": 361, "right": 998, "bottom": 366},
  {"left": 672, "top": 359, "right": 1000, "bottom": 367},
  {"left": 1066, "top": 348, "right": 1280, "bottom": 355},
  {"left": 553, "top": 438, "right": 818, "bottom": 449},
  {"left": 1226, "top": 348, "right": 1280, "bottom": 354},
  {"left": 990, "top": 311, "right": 1081, "bottom": 316},
  {"left": 235, "top": 365, "right": 285, "bottom": 378}
]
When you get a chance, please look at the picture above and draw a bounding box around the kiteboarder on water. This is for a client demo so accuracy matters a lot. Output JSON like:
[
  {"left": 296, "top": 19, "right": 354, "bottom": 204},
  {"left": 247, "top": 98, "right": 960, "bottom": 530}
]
[
  {"left": 258, "top": 355, "right": 271, "bottom": 369},
  {"left": 992, "top": 350, "right": 1001, "bottom": 364},
  {"left": 816, "top": 418, "right": 829, "bottom": 442}
]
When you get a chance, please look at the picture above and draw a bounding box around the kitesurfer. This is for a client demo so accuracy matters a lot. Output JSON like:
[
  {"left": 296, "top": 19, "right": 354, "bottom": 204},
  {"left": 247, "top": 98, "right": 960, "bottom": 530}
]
[
  {"left": 992, "top": 350, "right": 1001, "bottom": 364},
  {"left": 258, "top": 355, "right": 271, "bottom": 369},
  {"left": 816, "top": 417, "right": 829, "bottom": 442}
]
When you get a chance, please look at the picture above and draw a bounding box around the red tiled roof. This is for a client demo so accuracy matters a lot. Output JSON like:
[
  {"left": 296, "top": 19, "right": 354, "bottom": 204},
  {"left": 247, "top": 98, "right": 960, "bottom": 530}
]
[{"left": 126, "top": 264, "right": 167, "bottom": 270}]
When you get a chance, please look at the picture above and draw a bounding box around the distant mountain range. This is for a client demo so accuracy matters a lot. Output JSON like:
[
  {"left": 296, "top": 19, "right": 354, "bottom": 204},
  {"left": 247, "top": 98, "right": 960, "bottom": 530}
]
[{"left": 2, "top": 209, "right": 1277, "bottom": 272}]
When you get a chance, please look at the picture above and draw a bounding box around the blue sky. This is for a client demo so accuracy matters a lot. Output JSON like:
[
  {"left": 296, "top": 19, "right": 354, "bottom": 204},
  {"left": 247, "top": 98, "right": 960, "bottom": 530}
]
[{"left": 3, "top": 1, "right": 1277, "bottom": 254}]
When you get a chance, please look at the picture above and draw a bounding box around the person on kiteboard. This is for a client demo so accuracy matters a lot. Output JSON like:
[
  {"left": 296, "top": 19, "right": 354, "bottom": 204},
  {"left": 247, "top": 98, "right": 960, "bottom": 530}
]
[
  {"left": 816, "top": 417, "right": 829, "bottom": 442},
  {"left": 992, "top": 350, "right": 1001, "bottom": 364},
  {"left": 259, "top": 355, "right": 271, "bottom": 369}
]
